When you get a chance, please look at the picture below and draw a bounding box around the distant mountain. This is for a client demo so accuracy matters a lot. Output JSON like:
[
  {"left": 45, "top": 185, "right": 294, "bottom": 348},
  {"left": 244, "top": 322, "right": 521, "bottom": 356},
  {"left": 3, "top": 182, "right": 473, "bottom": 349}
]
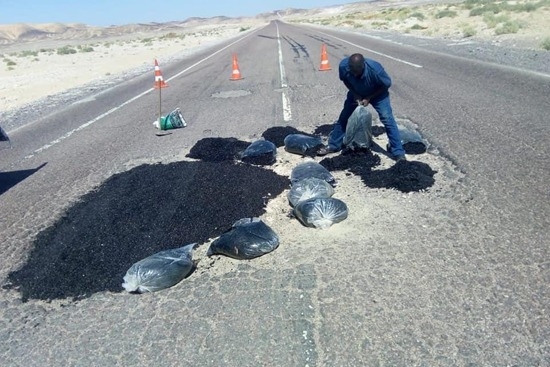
[
  {"left": 0, "top": 10, "right": 301, "bottom": 45},
  {"left": 0, "top": 3, "right": 341, "bottom": 45},
  {"left": 0, "top": 1, "right": 392, "bottom": 45}
]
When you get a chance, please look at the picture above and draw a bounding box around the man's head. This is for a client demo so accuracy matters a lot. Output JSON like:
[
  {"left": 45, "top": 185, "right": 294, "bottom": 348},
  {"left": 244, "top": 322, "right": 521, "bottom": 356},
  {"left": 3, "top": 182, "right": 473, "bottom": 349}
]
[{"left": 349, "top": 53, "right": 365, "bottom": 78}]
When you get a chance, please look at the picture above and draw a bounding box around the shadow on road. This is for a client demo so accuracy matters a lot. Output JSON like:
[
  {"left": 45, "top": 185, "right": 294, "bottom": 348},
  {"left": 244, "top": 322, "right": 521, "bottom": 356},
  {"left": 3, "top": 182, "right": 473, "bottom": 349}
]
[{"left": 0, "top": 163, "right": 47, "bottom": 196}]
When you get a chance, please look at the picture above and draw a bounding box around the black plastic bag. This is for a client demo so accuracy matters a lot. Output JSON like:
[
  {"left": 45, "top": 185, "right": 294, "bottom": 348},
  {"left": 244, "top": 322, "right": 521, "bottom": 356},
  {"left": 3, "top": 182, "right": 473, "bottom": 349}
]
[
  {"left": 288, "top": 177, "right": 335, "bottom": 207},
  {"left": 293, "top": 197, "right": 348, "bottom": 229},
  {"left": 290, "top": 160, "right": 336, "bottom": 187},
  {"left": 122, "top": 243, "right": 195, "bottom": 293},
  {"left": 239, "top": 140, "right": 277, "bottom": 165},
  {"left": 283, "top": 134, "right": 324, "bottom": 156},
  {"left": 398, "top": 125, "right": 428, "bottom": 154},
  {"left": 207, "top": 218, "right": 279, "bottom": 259}
]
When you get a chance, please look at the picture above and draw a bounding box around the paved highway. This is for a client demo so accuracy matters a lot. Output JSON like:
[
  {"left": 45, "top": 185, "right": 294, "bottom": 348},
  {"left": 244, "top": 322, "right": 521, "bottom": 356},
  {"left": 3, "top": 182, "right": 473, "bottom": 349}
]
[{"left": 1, "top": 21, "right": 549, "bottom": 366}]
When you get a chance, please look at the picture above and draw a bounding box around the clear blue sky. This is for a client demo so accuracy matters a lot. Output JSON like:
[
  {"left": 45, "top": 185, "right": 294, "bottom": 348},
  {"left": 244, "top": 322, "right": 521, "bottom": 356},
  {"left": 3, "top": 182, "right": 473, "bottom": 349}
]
[{"left": 0, "top": 0, "right": 363, "bottom": 26}]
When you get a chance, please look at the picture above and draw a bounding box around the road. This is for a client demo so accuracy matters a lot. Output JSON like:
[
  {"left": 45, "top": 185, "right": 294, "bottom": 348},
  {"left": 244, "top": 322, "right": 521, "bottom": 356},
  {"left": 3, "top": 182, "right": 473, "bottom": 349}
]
[{"left": 1, "top": 20, "right": 549, "bottom": 366}]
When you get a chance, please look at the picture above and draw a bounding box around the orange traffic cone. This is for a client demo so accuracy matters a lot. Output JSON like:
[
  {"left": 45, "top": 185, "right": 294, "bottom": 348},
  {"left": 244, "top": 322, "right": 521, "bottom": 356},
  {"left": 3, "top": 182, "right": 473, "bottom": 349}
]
[
  {"left": 230, "top": 53, "right": 243, "bottom": 81},
  {"left": 319, "top": 44, "right": 331, "bottom": 71},
  {"left": 153, "top": 59, "right": 168, "bottom": 89}
]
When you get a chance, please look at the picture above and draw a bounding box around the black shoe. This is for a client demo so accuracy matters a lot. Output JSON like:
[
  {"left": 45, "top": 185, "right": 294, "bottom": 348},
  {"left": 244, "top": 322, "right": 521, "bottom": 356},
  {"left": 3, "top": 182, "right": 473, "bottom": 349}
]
[
  {"left": 317, "top": 146, "right": 338, "bottom": 156},
  {"left": 387, "top": 144, "right": 406, "bottom": 161}
]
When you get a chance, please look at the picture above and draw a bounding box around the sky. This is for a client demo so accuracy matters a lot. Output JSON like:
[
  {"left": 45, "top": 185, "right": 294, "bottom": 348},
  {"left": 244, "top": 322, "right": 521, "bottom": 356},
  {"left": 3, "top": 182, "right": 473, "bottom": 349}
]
[{"left": 0, "top": 0, "right": 363, "bottom": 26}]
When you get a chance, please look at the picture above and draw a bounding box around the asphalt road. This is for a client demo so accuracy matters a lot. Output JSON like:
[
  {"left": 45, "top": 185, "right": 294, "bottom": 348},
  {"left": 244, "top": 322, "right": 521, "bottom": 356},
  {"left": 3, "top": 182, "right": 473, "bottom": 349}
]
[{"left": 1, "top": 20, "right": 549, "bottom": 366}]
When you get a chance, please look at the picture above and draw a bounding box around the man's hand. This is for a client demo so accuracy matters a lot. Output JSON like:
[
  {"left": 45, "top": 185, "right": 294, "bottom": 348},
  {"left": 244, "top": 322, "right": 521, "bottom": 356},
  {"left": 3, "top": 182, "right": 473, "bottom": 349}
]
[{"left": 357, "top": 98, "right": 370, "bottom": 106}]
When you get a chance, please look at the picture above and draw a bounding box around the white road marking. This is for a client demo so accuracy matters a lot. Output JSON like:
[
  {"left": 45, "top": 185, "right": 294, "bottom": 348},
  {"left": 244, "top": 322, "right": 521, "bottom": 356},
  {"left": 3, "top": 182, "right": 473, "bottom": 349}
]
[
  {"left": 319, "top": 32, "right": 423, "bottom": 68},
  {"left": 282, "top": 92, "right": 292, "bottom": 122},
  {"left": 276, "top": 22, "right": 292, "bottom": 122}
]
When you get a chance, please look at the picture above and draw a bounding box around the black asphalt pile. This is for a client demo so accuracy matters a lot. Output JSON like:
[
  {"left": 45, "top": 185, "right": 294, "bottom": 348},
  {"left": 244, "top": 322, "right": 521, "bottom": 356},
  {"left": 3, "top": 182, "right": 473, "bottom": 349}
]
[
  {"left": 5, "top": 127, "right": 435, "bottom": 301},
  {"left": 403, "top": 141, "right": 428, "bottom": 155},
  {"left": 5, "top": 142, "right": 289, "bottom": 302},
  {"left": 320, "top": 149, "right": 381, "bottom": 173},
  {"left": 262, "top": 126, "right": 303, "bottom": 147},
  {"left": 383, "top": 160, "right": 436, "bottom": 192},
  {"left": 312, "top": 124, "right": 334, "bottom": 138},
  {"left": 186, "top": 137, "right": 250, "bottom": 162},
  {"left": 320, "top": 153, "right": 436, "bottom": 193}
]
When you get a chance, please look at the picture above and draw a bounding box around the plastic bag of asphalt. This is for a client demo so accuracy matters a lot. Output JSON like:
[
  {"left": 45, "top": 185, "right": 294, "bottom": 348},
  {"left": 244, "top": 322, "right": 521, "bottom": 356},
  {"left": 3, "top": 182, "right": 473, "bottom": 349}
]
[
  {"left": 290, "top": 160, "right": 336, "bottom": 187},
  {"left": 207, "top": 218, "right": 279, "bottom": 259},
  {"left": 293, "top": 197, "right": 348, "bottom": 229},
  {"left": 122, "top": 243, "right": 195, "bottom": 293},
  {"left": 288, "top": 177, "right": 335, "bottom": 207},
  {"left": 398, "top": 125, "right": 428, "bottom": 154},
  {"left": 343, "top": 105, "right": 372, "bottom": 151},
  {"left": 239, "top": 139, "right": 277, "bottom": 165},
  {"left": 283, "top": 134, "right": 325, "bottom": 156}
]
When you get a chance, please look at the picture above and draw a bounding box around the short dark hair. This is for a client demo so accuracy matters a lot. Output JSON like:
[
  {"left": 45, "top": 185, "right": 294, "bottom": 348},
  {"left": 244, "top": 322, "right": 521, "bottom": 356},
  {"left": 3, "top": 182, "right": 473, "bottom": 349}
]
[{"left": 349, "top": 53, "right": 365, "bottom": 75}]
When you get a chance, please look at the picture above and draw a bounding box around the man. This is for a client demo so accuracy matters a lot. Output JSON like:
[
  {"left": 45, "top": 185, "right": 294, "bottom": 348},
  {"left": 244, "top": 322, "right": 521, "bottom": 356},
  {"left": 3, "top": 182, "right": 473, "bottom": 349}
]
[{"left": 318, "top": 53, "right": 406, "bottom": 161}]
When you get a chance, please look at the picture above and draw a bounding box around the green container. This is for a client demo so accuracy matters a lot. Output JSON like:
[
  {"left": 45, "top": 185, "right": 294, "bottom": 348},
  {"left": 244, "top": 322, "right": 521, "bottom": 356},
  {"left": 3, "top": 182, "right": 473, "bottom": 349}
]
[{"left": 160, "top": 108, "right": 187, "bottom": 130}]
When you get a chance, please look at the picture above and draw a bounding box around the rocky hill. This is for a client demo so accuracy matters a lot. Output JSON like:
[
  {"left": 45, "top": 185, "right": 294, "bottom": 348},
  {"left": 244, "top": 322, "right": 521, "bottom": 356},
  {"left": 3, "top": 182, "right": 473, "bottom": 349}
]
[
  {"left": 0, "top": 17, "right": 250, "bottom": 45},
  {"left": 0, "top": 5, "right": 325, "bottom": 46}
]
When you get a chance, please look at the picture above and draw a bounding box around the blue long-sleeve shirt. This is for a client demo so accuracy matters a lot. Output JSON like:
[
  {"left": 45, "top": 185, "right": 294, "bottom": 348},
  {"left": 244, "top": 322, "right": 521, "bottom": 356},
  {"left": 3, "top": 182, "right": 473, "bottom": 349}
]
[
  {"left": 339, "top": 57, "right": 392, "bottom": 99},
  {"left": 338, "top": 57, "right": 392, "bottom": 126}
]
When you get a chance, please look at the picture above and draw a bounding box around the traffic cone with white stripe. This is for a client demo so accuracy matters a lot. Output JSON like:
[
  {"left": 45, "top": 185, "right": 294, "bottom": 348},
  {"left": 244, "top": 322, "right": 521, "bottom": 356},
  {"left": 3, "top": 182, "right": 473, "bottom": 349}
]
[
  {"left": 154, "top": 59, "right": 168, "bottom": 89},
  {"left": 319, "top": 44, "right": 331, "bottom": 71},
  {"left": 230, "top": 53, "right": 243, "bottom": 81}
]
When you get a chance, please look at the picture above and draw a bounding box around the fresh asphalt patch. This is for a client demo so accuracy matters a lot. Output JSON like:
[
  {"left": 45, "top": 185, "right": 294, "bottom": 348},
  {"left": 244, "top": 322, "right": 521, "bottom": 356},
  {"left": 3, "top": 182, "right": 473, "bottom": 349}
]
[{"left": 4, "top": 126, "right": 436, "bottom": 302}]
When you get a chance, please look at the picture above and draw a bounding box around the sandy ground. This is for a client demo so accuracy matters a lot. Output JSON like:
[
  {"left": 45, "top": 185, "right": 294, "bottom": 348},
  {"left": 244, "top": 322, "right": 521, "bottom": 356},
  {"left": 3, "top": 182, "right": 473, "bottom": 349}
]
[
  {"left": 295, "top": 0, "right": 550, "bottom": 46},
  {"left": 0, "top": 23, "right": 263, "bottom": 112}
]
